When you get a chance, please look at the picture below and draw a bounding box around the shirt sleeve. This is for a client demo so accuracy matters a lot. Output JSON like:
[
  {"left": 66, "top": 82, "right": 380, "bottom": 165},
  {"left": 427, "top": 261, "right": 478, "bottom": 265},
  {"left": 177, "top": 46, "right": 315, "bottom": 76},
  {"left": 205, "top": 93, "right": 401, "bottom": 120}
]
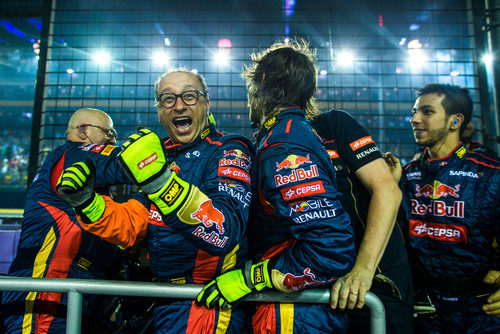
[
  {"left": 329, "top": 110, "right": 382, "bottom": 173},
  {"left": 259, "top": 142, "right": 356, "bottom": 291},
  {"left": 77, "top": 192, "right": 150, "bottom": 249},
  {"left": 159, "top": 140, "right": 252, "bottom": 256},
  {"left": 67, "top": 143, "right": 131, "bottom": 186}
]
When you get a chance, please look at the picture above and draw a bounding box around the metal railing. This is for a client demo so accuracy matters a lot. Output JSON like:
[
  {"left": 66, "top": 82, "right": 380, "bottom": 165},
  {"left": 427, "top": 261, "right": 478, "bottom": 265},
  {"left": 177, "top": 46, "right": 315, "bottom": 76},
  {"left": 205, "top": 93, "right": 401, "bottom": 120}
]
[{"left": 0, "top": 276, "right": 386, "bottom": 334}]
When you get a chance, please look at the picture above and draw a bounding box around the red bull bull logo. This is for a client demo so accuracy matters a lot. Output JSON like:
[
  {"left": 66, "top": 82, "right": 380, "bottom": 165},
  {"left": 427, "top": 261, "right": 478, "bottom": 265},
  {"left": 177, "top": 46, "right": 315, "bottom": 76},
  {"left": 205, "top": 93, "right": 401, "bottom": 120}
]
[
  {"left": 190, "top": 199, "right": 225, "bottom": 234},
  {"left": 415, "top": 181, "right": 460, "bottom": 199},
  {"left": 223, "top": 149, "right": 251, "bottom": 162},
  {"left": 282, "top": 268, "right": 323, "bottom": 291},
  {"left": 275, "top": 154, "right": 312, "bottom": 172}
]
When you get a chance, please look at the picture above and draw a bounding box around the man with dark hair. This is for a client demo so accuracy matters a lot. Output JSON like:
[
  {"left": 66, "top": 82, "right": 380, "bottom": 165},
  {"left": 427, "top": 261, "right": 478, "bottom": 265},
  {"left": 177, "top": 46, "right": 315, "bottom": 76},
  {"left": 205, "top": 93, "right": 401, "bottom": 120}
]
[
  {"left": 1, "top": 108, "right": 129, "bottom": 333},
  {"left": 57, "top": 68, "right": 253, "bottom": 333},
  {"left": 386, "top": 83, "right": 500, "bottom": 332},
  {"left": 311, "top": 109, "right": 414, "bottom": 334},
  {"left": 197, "top": 40, "right": 356, "bottom": 333}
]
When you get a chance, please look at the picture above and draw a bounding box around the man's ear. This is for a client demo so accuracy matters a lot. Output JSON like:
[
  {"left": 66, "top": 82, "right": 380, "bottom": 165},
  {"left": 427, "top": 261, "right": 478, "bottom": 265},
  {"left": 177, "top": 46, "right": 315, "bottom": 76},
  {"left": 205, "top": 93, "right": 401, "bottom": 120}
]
[
  {"left": 451, "top": 113, "right": 464, "bottom": 130},
  {"left": 78, "top": 126, "right": 87, "bottom": 140}
]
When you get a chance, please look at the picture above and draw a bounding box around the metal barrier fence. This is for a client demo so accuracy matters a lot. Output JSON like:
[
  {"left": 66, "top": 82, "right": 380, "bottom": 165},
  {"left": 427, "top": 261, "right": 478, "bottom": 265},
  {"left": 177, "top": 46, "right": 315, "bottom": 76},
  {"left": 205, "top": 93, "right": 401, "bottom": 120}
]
[{"left": 0, "top": 276, "right": 385, "bottom": 334}]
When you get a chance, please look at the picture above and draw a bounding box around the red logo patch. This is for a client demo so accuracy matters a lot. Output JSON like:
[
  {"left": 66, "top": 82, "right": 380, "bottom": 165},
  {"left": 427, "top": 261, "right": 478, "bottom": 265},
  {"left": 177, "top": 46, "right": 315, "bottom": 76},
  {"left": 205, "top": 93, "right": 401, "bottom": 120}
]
[
  {"left": 409, "top": 219, "right": 467, "bottom": 243},
  {"left": 349, "top": 136, "right": 374, "bottom": 151},
  {"left": 327, "top": 150, "right": 339, "bottom": 159},
  {"left": 280, "top": 181, "right": 325, "bottom": 201},
  {"left": 218, "top": 166, "right": 251, "bottom": 184},
  {"left": 137, "top": 153, "right": 158, "bottom": 170},
  {"left": 91, "top": 144, "right": 104, "bottom": 153}
]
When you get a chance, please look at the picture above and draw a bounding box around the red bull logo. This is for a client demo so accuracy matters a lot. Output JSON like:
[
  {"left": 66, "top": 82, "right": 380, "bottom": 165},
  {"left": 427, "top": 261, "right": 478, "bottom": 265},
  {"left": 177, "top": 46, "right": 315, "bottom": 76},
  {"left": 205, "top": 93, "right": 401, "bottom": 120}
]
[
  {"left": 274, "top": 164, "right": 319, "bottom": 187},
  {"left": 190, "top": 199, "right": 225, "bottom": 234},
  {"left": 223, "top": 149, "right": 251, "bottom": 162},
  {"left": 410, "top": 199, "right": 464, "bottom": 218},
  {"left": 275, "top": 154, "right": 312, "bottom": 172},
  {"left": 282, "top": 268, "right": 323, "bottom": 291},
  {"left": 415, "top": 181, "right": 460, "bottom": 199}
]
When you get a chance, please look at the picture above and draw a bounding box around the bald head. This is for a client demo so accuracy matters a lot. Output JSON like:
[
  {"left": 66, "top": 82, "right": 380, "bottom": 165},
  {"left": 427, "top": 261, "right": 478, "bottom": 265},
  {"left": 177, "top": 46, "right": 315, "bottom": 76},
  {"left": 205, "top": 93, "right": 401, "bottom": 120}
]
[{"left": 66, "top": 108, "right": 116, "bottom": 145}]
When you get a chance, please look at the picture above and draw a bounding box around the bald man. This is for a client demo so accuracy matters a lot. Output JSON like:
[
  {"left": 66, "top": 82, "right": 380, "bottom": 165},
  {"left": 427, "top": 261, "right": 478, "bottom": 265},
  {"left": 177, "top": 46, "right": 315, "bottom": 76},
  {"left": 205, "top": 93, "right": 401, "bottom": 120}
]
[{"left": 1, "top": 108, "right": 130, "bottom": 334}]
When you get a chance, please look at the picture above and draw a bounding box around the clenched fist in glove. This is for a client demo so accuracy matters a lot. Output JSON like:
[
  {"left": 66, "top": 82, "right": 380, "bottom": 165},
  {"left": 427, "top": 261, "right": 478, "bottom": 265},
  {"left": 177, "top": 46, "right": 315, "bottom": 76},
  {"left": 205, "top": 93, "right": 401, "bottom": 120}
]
[
  {"left": 56, "top": 157, "right": 105, "bottom": 223},
  {"left": 196, "top": 259, "right": 274, "bottom": 309},
  {"left": 117, "top": 128, "right": 190, "bottom": 216}
]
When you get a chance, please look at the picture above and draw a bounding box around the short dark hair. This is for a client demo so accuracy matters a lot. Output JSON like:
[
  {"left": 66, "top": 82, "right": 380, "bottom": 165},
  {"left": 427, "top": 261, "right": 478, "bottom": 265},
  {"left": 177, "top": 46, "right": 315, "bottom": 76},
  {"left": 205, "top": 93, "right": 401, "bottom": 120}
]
[
  {"left": 154, "top": 67, "right": 209, "bottom": 106},
  {"left": 416, "top": 83, "right": 472, "bottom": 135},
  {"left": 242, "top": 38, "right": 319, "bottom": 119}
]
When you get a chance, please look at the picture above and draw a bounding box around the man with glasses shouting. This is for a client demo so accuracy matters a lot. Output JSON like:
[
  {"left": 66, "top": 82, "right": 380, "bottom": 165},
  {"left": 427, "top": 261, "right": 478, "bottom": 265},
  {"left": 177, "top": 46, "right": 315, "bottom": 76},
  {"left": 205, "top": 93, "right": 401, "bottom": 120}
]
[
  {"left": 1, "top": 108, "right": 131, "bottom": 333},
  {"left": 55, "top": 69, "right": 253, "bottom": 333}
]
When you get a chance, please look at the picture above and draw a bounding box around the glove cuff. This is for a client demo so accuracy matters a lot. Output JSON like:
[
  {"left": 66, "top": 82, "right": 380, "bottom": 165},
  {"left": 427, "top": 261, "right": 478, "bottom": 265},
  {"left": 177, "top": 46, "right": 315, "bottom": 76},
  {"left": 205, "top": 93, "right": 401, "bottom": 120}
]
[
  {"left": 77, "top": 193, "right": 105, "bottom": 224},
  {"left": 147, "top": 172, "right": 190, "bottom": 216},
  {"left": 250, "top": 259, "right": 274, "bottom": 291}
]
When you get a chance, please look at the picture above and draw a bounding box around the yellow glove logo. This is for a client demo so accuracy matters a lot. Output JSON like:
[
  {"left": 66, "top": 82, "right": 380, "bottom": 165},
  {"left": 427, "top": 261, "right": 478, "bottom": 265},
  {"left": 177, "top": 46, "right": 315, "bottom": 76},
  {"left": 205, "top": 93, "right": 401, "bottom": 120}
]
[
  {"left": 138, "top": 152, "right": 158, "bottom": 170},
  {"left": 160, "top": 179, "right": 184, "bottom": 206}
]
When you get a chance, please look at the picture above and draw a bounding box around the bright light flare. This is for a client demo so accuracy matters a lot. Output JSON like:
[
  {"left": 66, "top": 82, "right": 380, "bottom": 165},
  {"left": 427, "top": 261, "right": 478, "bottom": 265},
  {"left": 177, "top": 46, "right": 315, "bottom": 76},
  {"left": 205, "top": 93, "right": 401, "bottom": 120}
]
[
  {"left": 152, "top": 50, "right": 169, "bottom": 66},
  {"left": 214, "top": 50, "right": 230, "bottom": 66},
  {"left": 337, "top": 51, "right": 354, "bottom": 66},
  {"left": 408, "top": 49, "right": 428, "bottom": 70},
  {"left": 92, "top": 51, "right": 111, "bottom": 65},
  {"left": 482, "top": 53, "right": 494, "bottom": 66}
]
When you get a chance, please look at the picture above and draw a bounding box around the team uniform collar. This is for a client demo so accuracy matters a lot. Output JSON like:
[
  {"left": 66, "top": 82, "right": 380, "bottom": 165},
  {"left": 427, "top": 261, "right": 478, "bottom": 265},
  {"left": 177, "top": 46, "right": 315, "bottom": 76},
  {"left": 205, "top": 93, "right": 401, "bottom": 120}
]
[
  {"left": 420, "top": 142, "right": 467, "bottom": 172},
  {"left": 255, "top": 106, "right": 303, "bottom": 143}
]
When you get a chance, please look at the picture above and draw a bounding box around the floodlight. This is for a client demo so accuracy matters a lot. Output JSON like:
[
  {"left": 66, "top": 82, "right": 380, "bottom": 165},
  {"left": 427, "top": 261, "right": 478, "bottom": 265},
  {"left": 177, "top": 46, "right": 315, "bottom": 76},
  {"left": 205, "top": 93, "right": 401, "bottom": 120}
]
[
  {"left": 92, "top": 51, "right": 111, "bottom": 65},
  {"left": 482, "top": 53, "right": 494, "bottom": 66},
  {"left": 337, "top": 51, "right": 354, "bottom": 66},
  {"left": 214, "top": 50, "right": 230, "bottom": 66},
  {"left": 152, "top": 50, "right": 169, "bottom": 66}
]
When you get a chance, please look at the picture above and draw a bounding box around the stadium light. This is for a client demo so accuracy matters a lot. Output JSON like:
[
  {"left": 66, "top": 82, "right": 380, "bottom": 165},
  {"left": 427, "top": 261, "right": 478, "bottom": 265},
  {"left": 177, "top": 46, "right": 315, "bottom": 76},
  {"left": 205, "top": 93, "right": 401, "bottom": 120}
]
[
  {"left": 214, "top": 49, "right": 230, "bottom": 66},
  {"left": 450, "top": 71, "right": 459, "bottom": 76},
  {"left": 408, "top": 49, "right": 428, "bottom": 70},
  {"left": 92, "top": 50, "right": 111, "bottom": 65},
  {"left": 66, "top": 68, "right": 75, "bottom": 74},
  {"left": 337, "top": 50, "right": 354, "bottom": 66},
  {"left": 482, "top": 53, "right": 494, "bottom": 66},
  {"left": 152, "top": 50, "right": 169, "bottom": 66},
  {"left": 320, "top": 69, "right": 328, "bottom": 75}
]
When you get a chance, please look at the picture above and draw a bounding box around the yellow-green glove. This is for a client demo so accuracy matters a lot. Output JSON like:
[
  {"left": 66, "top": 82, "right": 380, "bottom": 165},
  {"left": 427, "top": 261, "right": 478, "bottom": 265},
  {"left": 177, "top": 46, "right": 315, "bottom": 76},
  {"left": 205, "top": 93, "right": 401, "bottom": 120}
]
[
  {"left": 56, "top": 157, "right": 105, "bottom": 223},
  {"left": 117, "top": 128, "right": 171, "bottom": 194},
  {"left": 196, "top": 259, "right": 274, "bottom": 309}
]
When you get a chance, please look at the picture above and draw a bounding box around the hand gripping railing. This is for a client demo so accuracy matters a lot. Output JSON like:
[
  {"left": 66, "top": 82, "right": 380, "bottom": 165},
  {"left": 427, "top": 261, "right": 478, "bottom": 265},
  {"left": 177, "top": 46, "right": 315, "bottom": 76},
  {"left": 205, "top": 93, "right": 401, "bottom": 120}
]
[{"left": 0, "top": 277, "right": 386, "bottom": 334}]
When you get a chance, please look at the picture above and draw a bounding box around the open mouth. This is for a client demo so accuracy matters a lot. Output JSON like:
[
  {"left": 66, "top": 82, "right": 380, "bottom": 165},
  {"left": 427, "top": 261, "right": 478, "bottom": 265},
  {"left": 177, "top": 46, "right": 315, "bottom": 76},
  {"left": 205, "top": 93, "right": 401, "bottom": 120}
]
[{"left": 173, "top": 116, "right": 192, "bottom": 132}]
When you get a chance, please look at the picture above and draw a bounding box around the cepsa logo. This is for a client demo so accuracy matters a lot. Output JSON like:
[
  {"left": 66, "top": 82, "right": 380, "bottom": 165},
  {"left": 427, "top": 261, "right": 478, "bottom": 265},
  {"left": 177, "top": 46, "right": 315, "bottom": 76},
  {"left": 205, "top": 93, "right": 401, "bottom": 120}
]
[
  {"left": 327, "top": 150, "right": 339, "bottom": 159},
  {"left": 349, "top": 136, "right": 374, "bottom": 151},
  {"left": 218, "top": 166, "right": 251, "bottom": 184},
  {"left": 410, "top": 219, "right": 467, "bottom": 243},
  {"left": 415, "top": 181, "right": 460, "bottom": 199},
  {"left": 138, "top": 152, "right": 158, "bottom": 170},
  {"left": 280, "top": 181, "right": 325, "bottom": 201},
  {"left": 223, "top": 149, "right": 251, "bottom": 162},
  {"left": 276, "top": 154, "right": 311, "bottom": 171}
]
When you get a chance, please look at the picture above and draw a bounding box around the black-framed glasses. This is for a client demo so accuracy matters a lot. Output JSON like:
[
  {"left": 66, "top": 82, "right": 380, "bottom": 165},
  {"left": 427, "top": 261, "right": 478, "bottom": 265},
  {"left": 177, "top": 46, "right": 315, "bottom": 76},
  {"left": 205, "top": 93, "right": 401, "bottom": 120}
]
[
  {"left": 78, "top": 124, "right": 117, "bottom": 139},
  {"left": 158, "top": 90, "right": 206, "bottom": 108}
]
